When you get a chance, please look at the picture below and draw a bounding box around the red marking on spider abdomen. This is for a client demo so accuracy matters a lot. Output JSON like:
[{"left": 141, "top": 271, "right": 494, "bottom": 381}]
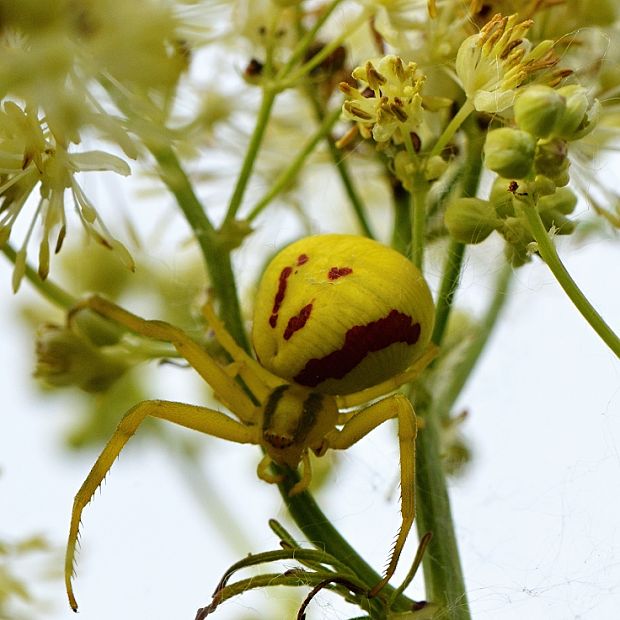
[
  {"left": 283, "top": 303, "right": 313, "bottom": 340},
  {"left": 328, "top": 266, "right": 353, "bottom": 280},
  {"left": 297, "top": 254, "right": 309, "bottom": 265},
  {"left": 269, "top": 266, "right": 293, "bottom": 328},
  {"left": 293, "top": 310, "right": 420, "bottom": 387}
]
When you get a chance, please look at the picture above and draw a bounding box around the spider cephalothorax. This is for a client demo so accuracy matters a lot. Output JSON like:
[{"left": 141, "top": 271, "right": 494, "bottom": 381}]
[{"left": 64, "top": 234, "right": 436, "bottom": 611}]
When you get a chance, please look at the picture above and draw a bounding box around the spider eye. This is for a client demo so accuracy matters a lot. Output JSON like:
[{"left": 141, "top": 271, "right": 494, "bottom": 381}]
[{"left": 252, "top": 234, "right": 435, "bottom": 395}]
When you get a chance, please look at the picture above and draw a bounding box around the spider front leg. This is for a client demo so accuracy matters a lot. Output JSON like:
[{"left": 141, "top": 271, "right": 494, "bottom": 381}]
[
  {"left": 65, "top": 399, "right": 258, "bottom": 612},
  {"left": 69, "top": 295, "right": 258, "bottom": 422},
  {"left": 325, "top": 394, "right": 417, "bottom": 597}
]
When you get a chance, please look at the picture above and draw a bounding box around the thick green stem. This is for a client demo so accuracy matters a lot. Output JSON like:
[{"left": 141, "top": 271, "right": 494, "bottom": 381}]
[
  {"left": 521, "top": 202, "right": 620, "bottom": 357},
  {"left": 150, "top": 145, "right": 249, "bottom": 350},
  {"left": 278, "top": 470, "right": 414, "bottom": 615},
  {"left": 414, "top": 410, "right": 471, "bottom": 619},
  {"left": 433, "top": 121, "right": 485, "bottom": 346}
]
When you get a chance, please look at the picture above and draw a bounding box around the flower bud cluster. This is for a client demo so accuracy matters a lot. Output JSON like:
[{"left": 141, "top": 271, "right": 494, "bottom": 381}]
[
  {"left": 445, "top": 177, "right": 578, "bottom": 266},
  {"left": 483, "top": 85, "right": 599, "bottom": 182},
  {"left": 446, "top": 82, "right": 598, "bottom": 264}
]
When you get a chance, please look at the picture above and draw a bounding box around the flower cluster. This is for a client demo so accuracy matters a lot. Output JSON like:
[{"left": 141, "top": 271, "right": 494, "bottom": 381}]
[
  {"left": 455, "top": 13, "right": 568, "bottom": 113},
  {"left": 445, "top": 81, "right": 599, "bottom": 265},
  {"left": 339, "top": 55, "right": 427, "bottom": 144},
  {"left": 0, "top": 102, "right": 134, "bottom": 291}
]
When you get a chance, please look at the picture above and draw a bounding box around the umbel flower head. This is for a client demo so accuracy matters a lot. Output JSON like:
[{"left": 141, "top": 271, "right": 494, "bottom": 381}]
[
  {"left": 339, "top": 55, "right": 425, "bottom": 144},
  {"left": 456, "top": 13, "right": 569, "bottom": 113},
  {"left": 0, "top": 102, "right": 133, "bottom": 292}
]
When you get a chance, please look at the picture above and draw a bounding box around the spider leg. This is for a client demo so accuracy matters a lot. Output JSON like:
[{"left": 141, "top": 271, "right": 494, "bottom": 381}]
[
  {"left": 289, "top": 451, "right": 313, "bottom": 497},
  {"left": 335, "top": 344, "right": 438, "bottom": 409},
  {"left": 70, "top": 295, "right": 256, "bottom": 423},
  {"left": 257, "top": 453, "right": 284, "bottom": 484},
  {"left": 65, "top": 399, "right": 258, "bottom": 612},
  {"left": 325, "top": 394, "right": 417, "bottom": 596},
  {"left": 202, "top": 300, "right": 283, "bottom": 400}
]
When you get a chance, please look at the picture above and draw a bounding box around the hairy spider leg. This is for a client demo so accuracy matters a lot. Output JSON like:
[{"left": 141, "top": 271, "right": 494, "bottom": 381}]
[
  {"left": 335, "top": 344, "right": 438, "bottom": 410},
  {"left": 65, "top": 399, "right": 258, "bottom": 612},
  {"left": 324, "top": 393, "right": 417, "bottom": 597},
  {"left": 69, "top": 296, "right": 260, "bottom": 423}
]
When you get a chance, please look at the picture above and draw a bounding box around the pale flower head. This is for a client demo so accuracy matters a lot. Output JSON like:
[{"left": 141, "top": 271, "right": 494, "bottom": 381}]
[
  {"left": 456, "top": 13, "right": 568, "bottom": 113},
  {"left": 340, "top": 55, "right": 426, "bottom": 144}
]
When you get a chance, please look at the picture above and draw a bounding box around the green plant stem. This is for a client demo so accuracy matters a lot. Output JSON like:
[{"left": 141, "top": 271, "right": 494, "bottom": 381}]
[
  {"left": 1, "top": 243, "right": 76, "bottom": 308},
  {"left": 223, "top": 88, "right": 277, "bottom": 226},
  {"left": 414, "top": 407, "right": 471, "bottom": 619},
  {"left": 432, "top": 240, "right": 465, "bottom": 344},
  {"left": 410, "top": 174, "right": 428, "bottom": 270},
  {"left": 433, "top": 121, "right": 485, "bottom": 346},
  {"left": 521, "top": 202, "right": 620, "bottom": 357},
  {"left": 149, "top": 145, "right": 249, "bottom": 350},
  {"left": 247, "top": 105, "right": 343, "bottom": 221},
  {"left": 402, "top": 132, "right": 426, "bottom": 269},
  {"left": 429, "top": 100, "right": 474, "bottom": 159},
  {"left": 412, "top": 121, "right": 485, "bottom": 618}
]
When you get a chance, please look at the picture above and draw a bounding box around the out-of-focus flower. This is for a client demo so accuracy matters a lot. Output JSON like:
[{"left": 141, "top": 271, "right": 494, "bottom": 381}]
[
  {"left": 456, "top": 13, "right": 568, "bottom": 113},
  {"left": 34, "top": 322, "right": 130, "bottom": 393},
  {"left": 0, "top": 102, "right": 133, "bottom": 292}
]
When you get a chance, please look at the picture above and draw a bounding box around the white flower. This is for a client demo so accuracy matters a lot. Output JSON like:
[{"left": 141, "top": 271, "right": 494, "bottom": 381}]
[
  {"left": 456, "top": 13, "right": 567, "bottom": 113},
  {"left": 0, "top": 102, "right": 133, "bottom": 291},
  {"left": 340, "top": 55, "right": 426, "bottom": 144}
]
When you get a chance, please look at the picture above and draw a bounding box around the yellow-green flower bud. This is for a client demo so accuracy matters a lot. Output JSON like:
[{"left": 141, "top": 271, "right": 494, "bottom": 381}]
[
  {"left": 533, "top": 175, "right": 557, "bottom": 197},
  {"left": 514, "top": 85, "right": 566, "bottom": 138},
  {"left": 425, "top": 155, "right": 449, "bottom": 181},
  {"left": 538, "top": 210, "right": 576, "bottom": 235},
  {"left": 444, "top": 197, "right": 500, "bottom": 244},
  {"left": 536, "top": 187, "right": 578, "bottom": 235},
  {"left": 499, "top": 217, "right": 534, "bottom": 267},
  {"left": 538, "top": 187, "right": 578, "bottom": 216},
  {"left": 252, "top": 235, "right": 435, "bottom": 395},
  {"left": 533, "top": 137, "right": 569, "bottom": 184},
  {"left": 484, "top": 128, "right": 536, "bottom": 179},
  {"left": 552, "top": 85, "right": 600, "bottom": 140},
  {"left": 35, "top": 324, "right": 128, "bottom": 393}
]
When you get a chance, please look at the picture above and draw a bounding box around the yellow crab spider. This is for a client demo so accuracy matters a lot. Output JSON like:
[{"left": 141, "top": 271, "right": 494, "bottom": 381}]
[{"left": 64, "top": 234, "right": 436, "bottom": 611}]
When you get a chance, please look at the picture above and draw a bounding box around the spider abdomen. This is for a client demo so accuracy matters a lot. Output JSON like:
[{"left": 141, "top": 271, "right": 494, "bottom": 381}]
[{"left": 252, "top": 234, "right": 434, "bottom": 395}]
